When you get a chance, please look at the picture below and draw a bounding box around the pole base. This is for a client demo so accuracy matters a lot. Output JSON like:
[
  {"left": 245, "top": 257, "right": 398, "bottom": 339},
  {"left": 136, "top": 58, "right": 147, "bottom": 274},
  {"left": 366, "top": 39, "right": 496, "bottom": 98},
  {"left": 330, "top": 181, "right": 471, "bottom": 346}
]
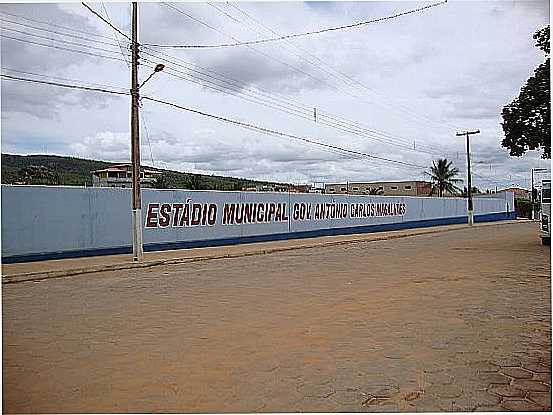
[
  {"left": 132, "top": 208, "right": 143, "bottom": 262},
  {"left": 467, "top": 210, "right": 474, "bottom": 226}
]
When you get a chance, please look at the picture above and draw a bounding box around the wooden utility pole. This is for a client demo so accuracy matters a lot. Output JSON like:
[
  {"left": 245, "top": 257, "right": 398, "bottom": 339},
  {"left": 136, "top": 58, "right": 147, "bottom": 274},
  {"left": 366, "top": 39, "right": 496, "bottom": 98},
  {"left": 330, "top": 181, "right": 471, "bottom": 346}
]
[
  {"left": 131, "top": 1, "right": 143, "bottom": 261},
  {"left": 456, "top": 129, "right": 480, "bottom": 226}
]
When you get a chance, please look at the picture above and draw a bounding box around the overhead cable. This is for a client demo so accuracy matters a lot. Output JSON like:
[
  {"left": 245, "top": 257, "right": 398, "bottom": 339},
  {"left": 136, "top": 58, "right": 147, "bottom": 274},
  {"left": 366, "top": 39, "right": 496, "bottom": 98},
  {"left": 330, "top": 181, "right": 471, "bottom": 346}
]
[
  {"left": 81, "top": 2, "right": 131, "bottom": 41},
  {"left": 145, "top": 0, "right": 447, "bottom": 48},
  {"left": 141, "top": 95, "right": 428, "bottom": 169},
  {"left": 0, "top": 17, "right": 124, "bottom": 47},
  {"left": 0, "top": 9, "right": 116, "bottom": 40},
  {"left": 0, "top": 73, "right": 129, "bottom": 96},
  {"left": 0, "top": 33, "right": 128, "bottom": 62}
]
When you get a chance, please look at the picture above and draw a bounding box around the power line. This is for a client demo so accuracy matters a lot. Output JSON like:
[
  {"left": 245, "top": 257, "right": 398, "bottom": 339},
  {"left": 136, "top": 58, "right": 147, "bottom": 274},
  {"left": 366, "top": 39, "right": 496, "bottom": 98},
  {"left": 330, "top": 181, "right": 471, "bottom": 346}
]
[
  {"left": 1, "top": 71, "right": 426, "bottom": 172},
  {"left": 0, "top": 9, "right": 116, "bottom": 41},
  {"left": 0, "top": 17, "right": 125, "bottom": 48},
  {"left": 1, "top": 67, "right": 128, "bottom": 93},
  {"left": 145, "top": 0, "right": 447, "bottom": 48},
  {"left": 2, "top": 71, "right": 514, "bottom": 183},
  {"left": 144, "top": 57, "right": 445, "bottom": 159},
  {"left": 156, "top": 1, "right": 461, "bottom": 143},
  {"left": 81, "top": 2, "right": 131, "bottom": 41},
  {"left": 0, "top": 33, "right": 129, "bottom": 62},
  {"left": 140, "top": 47, "right": 453, "bottom": 159},
  {"left": 140, "top": 95, "right": 427, "bottom": 170},
  {"left": 140, "top": 111, "right": 156, "bottom": 167},
  {"left": 0, "top": 74, "right": 129, "bottom": 96},
  {"left": 222, "top": 1, "right": 461, "bottom": 135},
  {"left": 0, "top": 27, "right": 127, "bottom": 55},
  {"left": 157, "top": 2, "right": 334, "bottom": 88},
  {"left": 141, "top": 15, "right": 449, "bottom": 155},
  {"left": 100, "top": 2, "right": 131, "bottom": 68}
]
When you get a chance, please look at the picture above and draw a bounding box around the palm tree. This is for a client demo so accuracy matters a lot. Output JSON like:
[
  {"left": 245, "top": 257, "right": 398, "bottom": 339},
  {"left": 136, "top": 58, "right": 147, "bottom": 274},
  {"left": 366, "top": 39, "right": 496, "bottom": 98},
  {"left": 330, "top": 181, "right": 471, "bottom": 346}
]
[
  {"left": 460, "top": 186, "right": 481, "bottom": 197},
  {"left": 426, "top": 159, "right": 463, "bottom": 197}
]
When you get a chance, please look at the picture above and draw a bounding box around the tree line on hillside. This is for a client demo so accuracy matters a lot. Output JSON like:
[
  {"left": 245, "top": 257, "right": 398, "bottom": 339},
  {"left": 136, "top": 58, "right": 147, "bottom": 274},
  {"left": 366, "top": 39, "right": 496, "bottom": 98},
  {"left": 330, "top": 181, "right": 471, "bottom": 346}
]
[{"left": 0, "top": 154, "right": 274, "bottom": 190}]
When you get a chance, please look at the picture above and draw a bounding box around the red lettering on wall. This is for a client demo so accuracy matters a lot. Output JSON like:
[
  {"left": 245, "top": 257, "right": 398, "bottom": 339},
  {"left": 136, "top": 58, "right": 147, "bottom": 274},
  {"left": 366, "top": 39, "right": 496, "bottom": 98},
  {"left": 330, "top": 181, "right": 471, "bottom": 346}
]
[{"left": 145, "top": 203, "right": 159, "bottom": 228}]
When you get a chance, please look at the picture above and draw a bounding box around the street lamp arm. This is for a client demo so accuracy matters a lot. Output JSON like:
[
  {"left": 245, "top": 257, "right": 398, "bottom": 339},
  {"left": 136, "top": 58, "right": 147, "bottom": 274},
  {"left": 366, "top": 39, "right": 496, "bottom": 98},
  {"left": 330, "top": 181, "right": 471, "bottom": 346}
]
[{"left": 138, "top": 63, "right": 165, "bottom": 89}]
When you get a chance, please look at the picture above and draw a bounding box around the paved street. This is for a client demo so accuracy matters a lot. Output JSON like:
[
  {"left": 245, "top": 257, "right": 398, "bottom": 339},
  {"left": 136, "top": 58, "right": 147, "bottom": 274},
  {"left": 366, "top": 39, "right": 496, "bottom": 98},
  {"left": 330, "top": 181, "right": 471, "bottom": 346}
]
[{"left": 2, "top": 221, "right": 551, "bottom": 413}]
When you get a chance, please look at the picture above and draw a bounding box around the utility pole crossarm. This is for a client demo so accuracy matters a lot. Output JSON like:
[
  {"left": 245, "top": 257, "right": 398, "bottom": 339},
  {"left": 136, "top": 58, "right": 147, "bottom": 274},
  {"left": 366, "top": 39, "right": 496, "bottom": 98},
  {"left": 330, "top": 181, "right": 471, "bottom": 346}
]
[{"left": 455, "top": 129, "right": 480, "bottom": 137}]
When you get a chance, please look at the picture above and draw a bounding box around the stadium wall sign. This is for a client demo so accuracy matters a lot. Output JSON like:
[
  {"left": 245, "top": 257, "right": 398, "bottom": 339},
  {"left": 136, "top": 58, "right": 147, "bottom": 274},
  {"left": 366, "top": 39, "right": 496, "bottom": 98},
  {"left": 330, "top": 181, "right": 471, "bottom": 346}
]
[{"left": 1, "top": 186, "right": 515, "bottom": 263}]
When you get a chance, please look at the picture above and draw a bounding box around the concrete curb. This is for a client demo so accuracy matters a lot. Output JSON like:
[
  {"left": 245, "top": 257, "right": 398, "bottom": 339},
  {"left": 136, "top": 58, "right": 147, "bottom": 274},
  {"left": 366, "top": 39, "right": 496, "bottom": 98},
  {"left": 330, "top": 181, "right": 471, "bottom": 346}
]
[{"left": 2, "top": 220, "right": 528, "bottom": 285}]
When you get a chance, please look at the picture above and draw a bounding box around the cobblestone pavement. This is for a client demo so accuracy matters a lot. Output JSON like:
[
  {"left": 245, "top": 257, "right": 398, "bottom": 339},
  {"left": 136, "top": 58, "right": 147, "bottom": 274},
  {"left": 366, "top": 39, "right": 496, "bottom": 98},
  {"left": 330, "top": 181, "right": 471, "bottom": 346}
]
[{"left": 3, "top": 222, "right": 551, "bottom": 413}]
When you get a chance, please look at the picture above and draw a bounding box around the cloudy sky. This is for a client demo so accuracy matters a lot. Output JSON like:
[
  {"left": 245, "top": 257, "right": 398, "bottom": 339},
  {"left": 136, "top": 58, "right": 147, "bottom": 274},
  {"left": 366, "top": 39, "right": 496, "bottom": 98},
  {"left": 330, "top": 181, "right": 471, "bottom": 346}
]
[{"left": 1, "top": 0, "right": 550, "bottom": 189}]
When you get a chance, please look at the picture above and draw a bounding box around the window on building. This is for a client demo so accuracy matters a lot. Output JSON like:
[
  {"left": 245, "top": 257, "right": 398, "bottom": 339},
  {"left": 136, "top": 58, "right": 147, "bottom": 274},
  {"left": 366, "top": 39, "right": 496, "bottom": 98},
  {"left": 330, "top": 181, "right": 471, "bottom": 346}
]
[
  {"left": 405, "top": 185, "right": 412, "bottom": 190},
  {"left": 108, "top": 171, "right": 117, "bottom": 178},
  {"left": 352, "top": 187, "right": 359, "bottom": 191},
  {"left": 328, "top": 188, "right": 335, "bottom": 193},
  {"left": 391, "top": 186, "right": 398, "bottom": 190},
  {"left": 340, "top": 187, "right": 347, "bottom": 191}
]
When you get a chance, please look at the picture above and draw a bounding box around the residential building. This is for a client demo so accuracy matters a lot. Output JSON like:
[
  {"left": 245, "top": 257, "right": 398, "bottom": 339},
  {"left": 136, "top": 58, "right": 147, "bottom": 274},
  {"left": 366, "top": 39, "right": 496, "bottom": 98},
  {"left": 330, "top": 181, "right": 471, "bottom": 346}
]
[
  {"left": 497, "top": 187, "right": 531, "bottom": 200},
  {"left": 91, "top": 164, "right": 162, "bottom": 188},
  {"left": 242, "top": 184, "right": 312, "bottom": 193},
  {"left": 324, "top": 180, "right": 433, "bottom": 196}
]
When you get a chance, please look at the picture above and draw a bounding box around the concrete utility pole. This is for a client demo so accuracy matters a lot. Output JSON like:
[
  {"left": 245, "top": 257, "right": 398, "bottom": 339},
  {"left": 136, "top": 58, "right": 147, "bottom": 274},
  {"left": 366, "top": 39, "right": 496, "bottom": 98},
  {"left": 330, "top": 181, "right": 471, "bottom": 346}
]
[
  {"left": 130, "top": 1, "right": 143, "bottom": 262},
  {"left": 456, "top": 129, "right": 480, "bottom": 226}
]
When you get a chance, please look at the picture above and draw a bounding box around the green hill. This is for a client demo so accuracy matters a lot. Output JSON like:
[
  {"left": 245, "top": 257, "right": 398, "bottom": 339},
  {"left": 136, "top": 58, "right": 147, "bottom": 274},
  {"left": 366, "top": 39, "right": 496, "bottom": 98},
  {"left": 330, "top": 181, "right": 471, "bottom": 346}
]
[{"left": 1, "top": 154, "right": 279, "bottom": 190}]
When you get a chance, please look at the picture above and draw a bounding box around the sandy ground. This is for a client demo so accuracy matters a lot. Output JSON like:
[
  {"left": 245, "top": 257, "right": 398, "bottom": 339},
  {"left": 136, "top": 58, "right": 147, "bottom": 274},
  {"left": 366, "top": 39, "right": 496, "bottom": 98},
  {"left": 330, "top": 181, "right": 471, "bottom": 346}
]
[{"left": 2, "top": 221, "right": 551, "bottom": 413}]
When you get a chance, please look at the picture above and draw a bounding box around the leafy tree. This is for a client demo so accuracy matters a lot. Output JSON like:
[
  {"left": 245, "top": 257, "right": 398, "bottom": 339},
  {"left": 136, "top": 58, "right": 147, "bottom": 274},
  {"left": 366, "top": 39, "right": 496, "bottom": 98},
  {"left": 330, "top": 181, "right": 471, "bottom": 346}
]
[
  {"left": 152, "top": 174, "right": 172, "bottom": 189},
  {"left": 17, "top": 165, "right": 61, "bottom": 185},
  {"left": 425, "top": 158, "right": 462, "bottom": 197},
  {"left": 367, "top": 188, "right": 384, "bottom": 195},
  {"left": 501, "top": 25, "right": 550, "bottom": 159},
  {"left": 186, "top": 174, "right": 203, "bottom": 190}
]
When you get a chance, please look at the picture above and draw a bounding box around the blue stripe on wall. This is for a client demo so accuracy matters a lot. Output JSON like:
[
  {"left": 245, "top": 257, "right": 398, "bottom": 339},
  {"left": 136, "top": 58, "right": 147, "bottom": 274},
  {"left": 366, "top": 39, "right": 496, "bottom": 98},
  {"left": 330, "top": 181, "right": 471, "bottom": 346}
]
[{"left": 2, "top": 212, "right": 516, "bottom": 264}]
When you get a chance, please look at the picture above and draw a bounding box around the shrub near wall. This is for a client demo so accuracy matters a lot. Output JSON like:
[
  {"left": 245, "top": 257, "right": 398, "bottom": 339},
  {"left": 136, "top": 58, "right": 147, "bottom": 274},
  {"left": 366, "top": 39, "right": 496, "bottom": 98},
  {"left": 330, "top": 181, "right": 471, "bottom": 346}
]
[{"left": 515, "top": 198, "right": 540, "bottom": 218}]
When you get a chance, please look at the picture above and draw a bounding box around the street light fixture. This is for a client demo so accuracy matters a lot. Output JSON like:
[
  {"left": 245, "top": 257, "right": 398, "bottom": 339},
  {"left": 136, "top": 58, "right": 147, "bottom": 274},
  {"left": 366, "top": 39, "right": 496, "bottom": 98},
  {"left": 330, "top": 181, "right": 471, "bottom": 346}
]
[{"left": 139, "top": 64, "right": 165, "bottom": 89}]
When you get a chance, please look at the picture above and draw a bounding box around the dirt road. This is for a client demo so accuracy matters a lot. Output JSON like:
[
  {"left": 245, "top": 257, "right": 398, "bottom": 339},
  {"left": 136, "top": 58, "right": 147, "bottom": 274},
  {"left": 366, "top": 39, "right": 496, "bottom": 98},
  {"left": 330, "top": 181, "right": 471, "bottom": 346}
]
[{"left": 3, "top": 222, "right": 551, "bottom": 412}]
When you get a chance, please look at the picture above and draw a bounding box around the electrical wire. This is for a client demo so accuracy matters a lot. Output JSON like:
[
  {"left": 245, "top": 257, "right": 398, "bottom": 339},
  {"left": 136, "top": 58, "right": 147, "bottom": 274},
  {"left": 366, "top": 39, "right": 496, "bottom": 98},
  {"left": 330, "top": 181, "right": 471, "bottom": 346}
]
[
  {"left": 142, "top": 34, "right": 444, "bottom": 154},
  {"left": 0, "top": 17, "right": 125, "bottom": 48},
  {"left": 0, "top": 33, "right": 129, "bottom": 62},
  {"left": 153, "top": 2, "right": 462, "bottom": 144},
  {"left": 81, "top": 2, "right": 131, "bottom": 41},
  {"left": 100, "top": 2, "right": 131, "bottom": 68},
  {"left": 1, "top": 67, "right": 128, "bottom": 93},
  {"left": 140, "top": 48, "right": 453, "bottom": 158},
  {"left": 0, "top": 9, "right": 116, "bottom": 40},
  {"left": 0, "top": 73, "right": 129, "bottom": 96},
  {"left": 145, "top": 0, "right": 447, "bottom": 48},
  {"left": 220, "top": 2, "right": 462, "bottom": 136},
  {"left": 140, "top": 95, "right": 428, "bottom": 169},
  {"left": 0, "top": 26, "right": 127, "bottom": 55},
  {"left": 1, "top": 72, "right": 425, "bottom": 171},
  {"left": 143, "top": 57, "right": 444, "bottom": 158}
]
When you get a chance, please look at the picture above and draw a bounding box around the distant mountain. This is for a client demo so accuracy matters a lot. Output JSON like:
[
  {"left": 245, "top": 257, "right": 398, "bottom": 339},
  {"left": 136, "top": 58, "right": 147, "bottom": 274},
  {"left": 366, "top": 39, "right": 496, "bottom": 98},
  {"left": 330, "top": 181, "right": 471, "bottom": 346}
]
[{"left": 1, "top": 154, "right": 279, "bottom": 190}]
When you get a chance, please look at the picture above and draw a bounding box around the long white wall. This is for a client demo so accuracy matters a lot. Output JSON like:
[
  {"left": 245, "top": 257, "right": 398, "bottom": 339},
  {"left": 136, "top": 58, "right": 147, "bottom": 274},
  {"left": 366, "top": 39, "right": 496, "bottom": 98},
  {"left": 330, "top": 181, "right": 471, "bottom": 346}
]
[{"left": 1, "top": 185, "right": 514, "bottom": 262}]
